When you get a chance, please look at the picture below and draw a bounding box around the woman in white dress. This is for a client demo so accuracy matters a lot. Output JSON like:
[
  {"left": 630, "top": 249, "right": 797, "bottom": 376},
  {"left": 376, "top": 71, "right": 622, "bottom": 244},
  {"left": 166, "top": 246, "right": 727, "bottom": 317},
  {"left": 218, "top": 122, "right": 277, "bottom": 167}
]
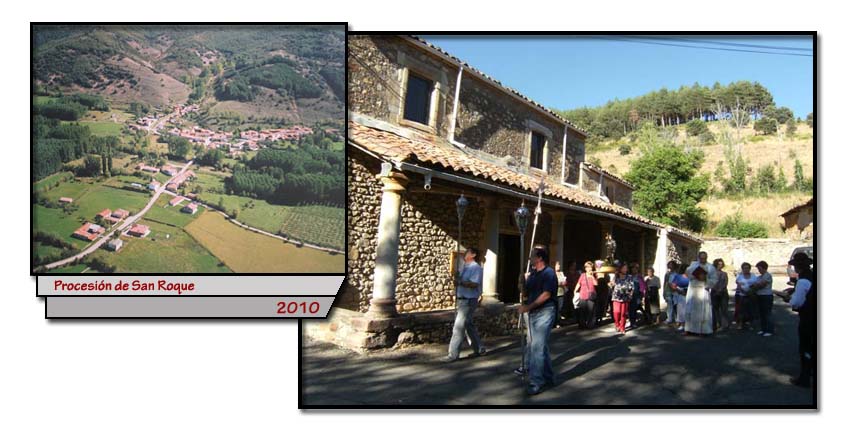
[{"left": 684, "top": 265, "right": 714, "bottom": 335}]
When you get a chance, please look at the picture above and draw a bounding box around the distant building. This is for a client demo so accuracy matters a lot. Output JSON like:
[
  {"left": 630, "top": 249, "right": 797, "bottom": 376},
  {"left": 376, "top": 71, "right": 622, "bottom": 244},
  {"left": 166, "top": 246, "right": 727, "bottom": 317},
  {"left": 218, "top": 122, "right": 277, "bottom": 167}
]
[
  {"left": 161, "top": 166, "right": 178, "bottom": 176},
  {"left": 166, "top": 182, "right": 178, "bottom": 192},
  {"left": 181, "top": 203, "right": 198, "bottom": 214},
  {"left": 137, "top": 163, "right": 159, "bottom": 174},
  {"left": 781, "top": 197, "right": 814, "bottom": 240},
  {"left": 72, "top": 223, "right": 104, "bottom": 241},
  {"left": 96, "top": 209, "right": 112, "bottom": 220},
  {"left": 185, "top": 193, "right": 198, "bottom": 200},
  {"left": 106, "top": 238, "right": 123, "bottom": 251},
  {"left": 128, "top": 224, "right": 150, "bottom": 238},
  {"left": 59, "top": 197, "right": 74, "bottom": 204},
  {"left": 169, "top": 196, "right": 184, "bottom": 206},
  {"left": 112, "top": 209, "right": 130, "bottom": 219},
  {"left": 148, "top": 181, "right": 160, "bottom": 191}
]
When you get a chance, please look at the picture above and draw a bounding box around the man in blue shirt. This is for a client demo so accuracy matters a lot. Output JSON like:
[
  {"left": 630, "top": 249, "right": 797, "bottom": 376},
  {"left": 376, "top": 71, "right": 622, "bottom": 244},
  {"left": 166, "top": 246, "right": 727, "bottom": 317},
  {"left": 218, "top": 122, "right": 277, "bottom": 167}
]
[
  {"left": 518, "top": 247, "right": 558, "bottom": 395},
  {"left": 444, "top": 247, "right": 486, "bottom": 362}
]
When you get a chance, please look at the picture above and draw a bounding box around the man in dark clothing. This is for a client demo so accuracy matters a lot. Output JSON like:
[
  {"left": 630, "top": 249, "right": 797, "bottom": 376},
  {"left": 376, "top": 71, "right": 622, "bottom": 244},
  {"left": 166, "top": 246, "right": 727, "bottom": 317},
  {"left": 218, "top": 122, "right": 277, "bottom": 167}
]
[
  {"left": 518, "top": 247, "right": 558, "bottom": 395},
  {"left": 777, "top": 252, "right": 815, "bottom": 388}
]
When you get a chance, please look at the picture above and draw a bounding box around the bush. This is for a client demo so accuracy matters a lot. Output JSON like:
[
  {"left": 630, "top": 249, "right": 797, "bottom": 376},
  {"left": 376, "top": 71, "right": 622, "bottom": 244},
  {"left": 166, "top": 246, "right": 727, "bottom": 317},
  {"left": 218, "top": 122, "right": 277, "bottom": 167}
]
[
  {"left": 618, "top": 143, "right": 632, "bottom": 155},
  {"left": 685, "top": 119, "right": 708, "bottom": 136},
  {"left": 698, "top": 129, "right": 716, "bottom": 145},
  {"left": 754, "top": 118, "right": 778, "bottom": 135},
  {"left": 714, "top": 213, "right": 768, "bottom": 238}
]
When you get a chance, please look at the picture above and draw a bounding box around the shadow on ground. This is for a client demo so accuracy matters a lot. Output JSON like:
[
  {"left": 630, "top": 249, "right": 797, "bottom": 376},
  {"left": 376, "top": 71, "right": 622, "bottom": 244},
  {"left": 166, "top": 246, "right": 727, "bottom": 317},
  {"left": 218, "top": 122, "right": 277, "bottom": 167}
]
[{"left": 301, "top": 289, "right": 815, "bottom": 407}]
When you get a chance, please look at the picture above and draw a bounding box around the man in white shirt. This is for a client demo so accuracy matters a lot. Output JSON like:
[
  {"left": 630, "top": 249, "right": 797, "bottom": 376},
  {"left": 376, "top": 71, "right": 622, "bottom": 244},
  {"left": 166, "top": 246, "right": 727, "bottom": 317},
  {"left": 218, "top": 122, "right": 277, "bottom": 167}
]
[{"left": 686, "top": 251, "right": 717, "bottom": 289}]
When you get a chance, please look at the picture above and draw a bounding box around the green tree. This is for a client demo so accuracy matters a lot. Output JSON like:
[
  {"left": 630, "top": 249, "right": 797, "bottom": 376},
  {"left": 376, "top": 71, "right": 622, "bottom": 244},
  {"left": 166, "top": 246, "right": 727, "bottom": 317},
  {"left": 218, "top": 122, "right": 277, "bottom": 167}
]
[
  {"left": 793, "top": 159, "right": 805, "bottom": 190},
  {"left": 786, "top": 117, "right": 797, "bottom": 137},
  {"left": 754, "top": 117, "right": 778, "bottom": 135},
  {"left": 776, "top": 165, "right": 788, "bottom": 191},
  {"left": 806, "top": 112, "right": 813, "bottom": 128},
  {"left": 81, "top": 154, "right": 103, "bottom": 177},
  {"left": 753, "top": 164, "right": 778, "bottom": 193},
  {"left": 685, "top": 119, "right": 708, "bottom": 136},
  {"left": 625, "top": 132, "right": 709, "bottom": 231}
]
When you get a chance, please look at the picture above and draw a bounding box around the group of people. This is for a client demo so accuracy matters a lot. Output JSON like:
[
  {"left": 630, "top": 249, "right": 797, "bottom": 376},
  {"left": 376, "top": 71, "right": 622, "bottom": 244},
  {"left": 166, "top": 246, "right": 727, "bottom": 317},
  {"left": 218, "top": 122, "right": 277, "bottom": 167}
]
[{"left": 443, "top": 247, "right": 816, "bottom": 395}]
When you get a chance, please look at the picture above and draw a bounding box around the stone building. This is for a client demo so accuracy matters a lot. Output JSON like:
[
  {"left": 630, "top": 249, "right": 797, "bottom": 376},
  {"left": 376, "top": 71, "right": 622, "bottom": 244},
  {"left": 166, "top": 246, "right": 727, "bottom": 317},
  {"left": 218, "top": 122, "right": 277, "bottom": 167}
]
[
  {"left": 307, "top": 35, "right": 702, "bottom": 351},
  {"left": 780, "top": 197, "right": 814, "bottom": 240}
]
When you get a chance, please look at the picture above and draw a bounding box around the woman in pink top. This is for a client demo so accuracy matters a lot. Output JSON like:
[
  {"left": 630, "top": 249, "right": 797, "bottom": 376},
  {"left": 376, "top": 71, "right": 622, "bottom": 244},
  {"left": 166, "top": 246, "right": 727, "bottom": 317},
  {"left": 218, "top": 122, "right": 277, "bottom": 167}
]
[{"left": 575, "top": 261, "right": 599, "bottom": 329}]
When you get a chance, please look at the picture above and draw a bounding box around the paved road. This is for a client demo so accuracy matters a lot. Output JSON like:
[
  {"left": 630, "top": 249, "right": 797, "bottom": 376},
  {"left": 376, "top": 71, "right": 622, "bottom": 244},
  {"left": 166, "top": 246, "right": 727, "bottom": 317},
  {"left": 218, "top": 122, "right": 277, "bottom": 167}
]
[
  {"left": 43, "top": 160, "right": 194, "bottom": 270},
  {"left": 302, "top": 279, "right": 814, "bottom": 407}
]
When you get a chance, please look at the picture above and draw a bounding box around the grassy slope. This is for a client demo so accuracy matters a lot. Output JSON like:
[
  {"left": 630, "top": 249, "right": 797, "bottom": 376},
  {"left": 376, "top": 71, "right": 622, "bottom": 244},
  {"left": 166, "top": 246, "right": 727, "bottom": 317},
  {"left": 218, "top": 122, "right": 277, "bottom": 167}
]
[
  {"left": 194, "top": 171, "right": 344, "bottom": 250},
  {"left": 587, "top": 122, "right": 814, "bottom": 238},
  {"left": 91, "top": 219, "right": 231, "bottom": 273},
  {"left": 185, "top": 211, "right": 343, "bottom": 273},
  {"left": 33, "top": 179, "right": 151, "bottom": 249}
]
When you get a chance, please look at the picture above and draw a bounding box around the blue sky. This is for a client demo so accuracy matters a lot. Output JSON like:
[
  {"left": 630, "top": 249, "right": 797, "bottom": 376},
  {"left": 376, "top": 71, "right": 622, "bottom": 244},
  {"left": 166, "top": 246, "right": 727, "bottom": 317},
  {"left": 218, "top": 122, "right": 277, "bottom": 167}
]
[{"left": 422, "top": 35, "right": 813, "bottom": 116}]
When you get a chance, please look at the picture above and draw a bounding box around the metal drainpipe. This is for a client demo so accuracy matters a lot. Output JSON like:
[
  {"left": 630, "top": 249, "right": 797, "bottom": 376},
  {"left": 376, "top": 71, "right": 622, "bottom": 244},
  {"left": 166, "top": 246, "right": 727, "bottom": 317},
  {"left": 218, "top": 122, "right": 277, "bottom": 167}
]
[
  {"left": 448, "top": 66, "right": 464, "bottom": 146},
  {"left": 394, "top": 160, "right": 659, "bottom": 232},
  {"left": 560, "top": 124, "right": 568, "bottom": 182}
]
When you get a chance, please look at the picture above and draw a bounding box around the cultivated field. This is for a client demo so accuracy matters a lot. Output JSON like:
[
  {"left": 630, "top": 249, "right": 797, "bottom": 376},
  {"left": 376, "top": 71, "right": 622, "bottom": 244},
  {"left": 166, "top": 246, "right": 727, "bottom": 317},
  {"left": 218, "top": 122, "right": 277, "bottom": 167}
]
[
  {"left": 90, "top": 220, "right": 231, "bottom": 273},
  {"left": 143, "top": 194, "right": 201, "bottom": 228},
  {"left": 185, "top": 211, "right": 344, "bottom": 273}
]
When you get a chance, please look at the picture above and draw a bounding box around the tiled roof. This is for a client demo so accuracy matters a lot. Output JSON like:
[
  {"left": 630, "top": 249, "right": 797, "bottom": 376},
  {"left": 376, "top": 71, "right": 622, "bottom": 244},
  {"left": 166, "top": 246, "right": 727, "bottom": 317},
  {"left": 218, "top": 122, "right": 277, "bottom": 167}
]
[
  {"left": 404, "top": 36, "right": 589, "bottom": 137},
  {"left": 780, "top": 197, "right": 814, "bottom": 217},
  {"left": 349, "top": 120, "right": 659, "bottom": 227},
  {"left": 581, "top": 162, "right": 635, "bottom": 189}
]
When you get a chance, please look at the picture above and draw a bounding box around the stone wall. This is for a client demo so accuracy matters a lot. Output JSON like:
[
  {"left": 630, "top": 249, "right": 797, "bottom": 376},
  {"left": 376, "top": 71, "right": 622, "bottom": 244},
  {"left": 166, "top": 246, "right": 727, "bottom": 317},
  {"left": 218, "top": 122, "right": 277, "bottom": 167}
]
[
  {"left": 579, "top": 166, "right": 633, "bottom": 209},
  {"left": 340, "top": 150, "right": 382, "bottom": 312},
  {"left": 667, "top": 235, "right": 701, "bottom": 267},
  {"left": 347, "top": 35, "right": 457, "bottom": 138},
  {"left": 700, "top": 237, "right": 812, "bottom": 273},
  {"left": 456, "top": 74, "right": 572, "bottom": 179},
  {"left": 395, "top": 190, "right": 486, "bottom": 313}
]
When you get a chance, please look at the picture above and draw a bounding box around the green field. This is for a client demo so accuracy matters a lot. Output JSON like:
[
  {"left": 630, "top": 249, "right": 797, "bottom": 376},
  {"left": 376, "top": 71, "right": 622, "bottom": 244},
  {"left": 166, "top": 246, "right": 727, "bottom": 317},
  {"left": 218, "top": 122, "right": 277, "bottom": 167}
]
[
  {"left": 33, "top": 171, "right": 74, "bottom": 194},
  {"left": 80, "top": 121, "right": 124, "bottom": 137},
  {"left": 144, "top": 195, "right": 201, "bottom": 228},
  {"left": 91, "top": 220, "right": 232, "bottom": 273},
  {"left": 33, "top": 180, "right": 151, "bottom": 252},
  {"left": 195, "top": 186, "right": 344, "bottom": 250},
  {"left": 185, "top": 211, "right": 344, "bottom": 273},
  {"left": 279, "top": 205, "right": 344, "bottom": 250}
]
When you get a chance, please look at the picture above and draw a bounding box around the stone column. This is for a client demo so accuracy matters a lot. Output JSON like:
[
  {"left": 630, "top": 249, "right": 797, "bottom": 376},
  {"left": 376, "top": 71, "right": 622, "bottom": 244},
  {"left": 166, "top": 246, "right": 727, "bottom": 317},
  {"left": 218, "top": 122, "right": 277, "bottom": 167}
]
[
  {"left": 368, "top": 172, "right": 409, "bottom": 318},
  {"left": 481, "top": 198, "right": 501, "bottom": 305},
  {"left": 550, "top": 211, "right": 565, "bottom": 268},
  {"left": 655, "top": 227, "right": 669, "bottom": 309}
]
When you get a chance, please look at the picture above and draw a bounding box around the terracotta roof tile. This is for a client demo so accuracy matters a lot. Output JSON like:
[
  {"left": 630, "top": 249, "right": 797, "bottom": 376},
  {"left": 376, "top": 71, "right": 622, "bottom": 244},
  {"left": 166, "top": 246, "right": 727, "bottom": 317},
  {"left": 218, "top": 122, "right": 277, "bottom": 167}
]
[{"left": 349, "top": 121, "right": 661, "bottom": 227}]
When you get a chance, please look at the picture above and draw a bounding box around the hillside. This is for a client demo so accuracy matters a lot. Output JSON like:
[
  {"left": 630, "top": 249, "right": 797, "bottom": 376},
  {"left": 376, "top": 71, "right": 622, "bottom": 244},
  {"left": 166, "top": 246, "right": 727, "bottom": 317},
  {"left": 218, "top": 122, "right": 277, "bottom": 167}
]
[
  {"left": 587, "top": 122, "right": 814, "bottom": 238},
  {"left": 32, "top": 25, "right": 344, "bottom": 123}
]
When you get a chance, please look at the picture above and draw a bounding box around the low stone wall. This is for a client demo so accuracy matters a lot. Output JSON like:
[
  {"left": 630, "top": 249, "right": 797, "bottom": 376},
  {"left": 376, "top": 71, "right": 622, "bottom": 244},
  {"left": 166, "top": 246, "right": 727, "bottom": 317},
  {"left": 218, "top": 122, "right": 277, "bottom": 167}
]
[
  {"left": 700, "top": 237, "right": 812, "bottom": 274},
  {"left": 304, "top": 304, "right": 521, "bottom": 352}
]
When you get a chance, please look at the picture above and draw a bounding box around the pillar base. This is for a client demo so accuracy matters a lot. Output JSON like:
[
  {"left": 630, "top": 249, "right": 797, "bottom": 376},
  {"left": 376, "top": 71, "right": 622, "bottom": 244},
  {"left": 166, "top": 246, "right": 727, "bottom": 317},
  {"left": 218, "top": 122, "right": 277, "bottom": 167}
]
[{"left": 367, "top": 298, "right": 398, "bottom": 318}]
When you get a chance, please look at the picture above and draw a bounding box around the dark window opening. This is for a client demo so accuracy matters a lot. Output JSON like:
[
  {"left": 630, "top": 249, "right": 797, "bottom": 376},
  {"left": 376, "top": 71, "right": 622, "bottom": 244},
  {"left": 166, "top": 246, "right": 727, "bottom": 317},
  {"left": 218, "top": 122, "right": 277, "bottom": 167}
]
[
  {"left": 404, "top": 73, "right": 432, "bottom": 125},
  {"left": 530, "top": 131, "right": 546, "bottom": 169}
]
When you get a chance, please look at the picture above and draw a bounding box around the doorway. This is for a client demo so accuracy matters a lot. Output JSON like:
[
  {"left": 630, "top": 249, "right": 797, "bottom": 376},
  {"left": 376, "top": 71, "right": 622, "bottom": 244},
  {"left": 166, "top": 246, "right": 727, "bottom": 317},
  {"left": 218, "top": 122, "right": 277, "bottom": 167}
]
[{"left": 497, "top": 233, "right": 522, "bottom": 304}]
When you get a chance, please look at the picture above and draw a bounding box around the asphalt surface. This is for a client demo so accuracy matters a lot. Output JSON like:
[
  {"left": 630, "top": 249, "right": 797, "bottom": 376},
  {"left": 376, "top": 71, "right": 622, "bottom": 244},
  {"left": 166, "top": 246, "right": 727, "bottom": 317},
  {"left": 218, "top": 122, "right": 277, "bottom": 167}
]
[{"left": 301, "top": 278, "right": 815, "bottom": 407}]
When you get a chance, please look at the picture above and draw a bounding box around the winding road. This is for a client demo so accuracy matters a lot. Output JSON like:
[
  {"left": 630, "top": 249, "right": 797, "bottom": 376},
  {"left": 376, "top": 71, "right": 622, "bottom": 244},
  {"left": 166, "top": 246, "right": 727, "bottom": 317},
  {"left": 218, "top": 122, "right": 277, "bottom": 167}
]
[{"left": 42, "top": 160, "right": 195, "bottom": 270}]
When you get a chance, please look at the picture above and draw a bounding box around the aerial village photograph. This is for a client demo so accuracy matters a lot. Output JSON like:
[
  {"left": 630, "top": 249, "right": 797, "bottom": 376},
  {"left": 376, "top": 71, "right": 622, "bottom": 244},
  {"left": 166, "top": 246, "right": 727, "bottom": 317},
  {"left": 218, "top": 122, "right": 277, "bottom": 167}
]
[
  {"left": 31, "top": 24, "right": 345, "bottom": 274},
  {"left": 302, "top": 34, "right": 815, "bottom": 406}
]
